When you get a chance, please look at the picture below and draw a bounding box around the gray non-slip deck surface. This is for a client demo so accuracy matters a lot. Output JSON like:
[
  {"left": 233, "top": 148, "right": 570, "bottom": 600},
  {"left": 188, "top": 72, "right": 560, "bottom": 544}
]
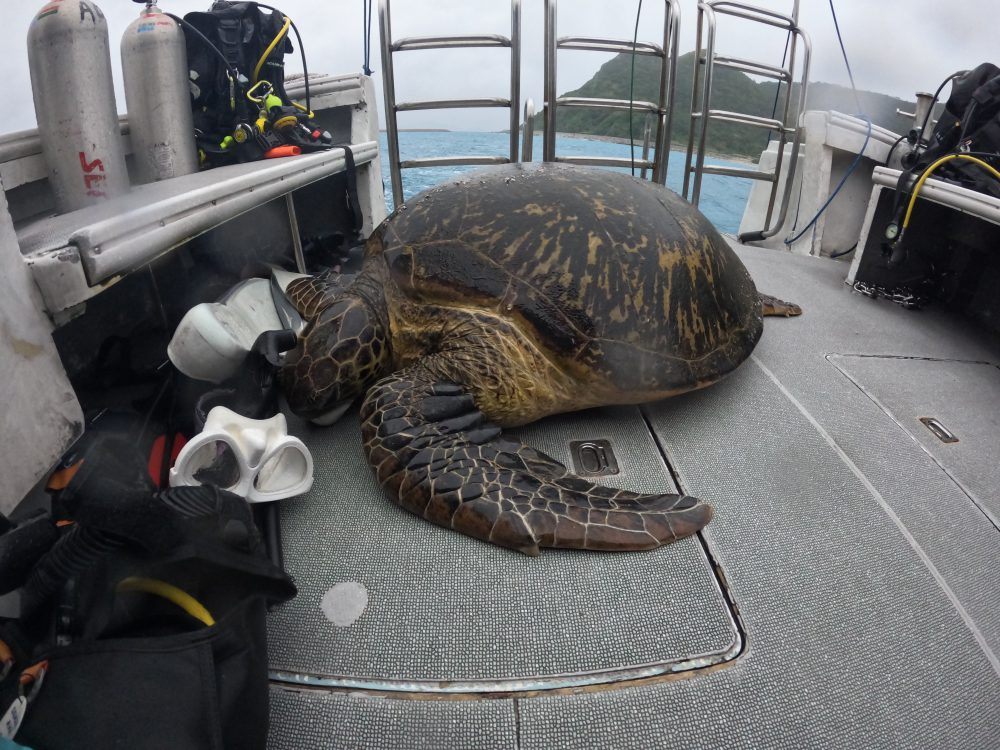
[
  {"left": 269, "top": 243, "right": 1000, "bottom": 749},
  {"left": 269, "top": 406, "right": 735, "bottom": 685},
  {"left": 830, "top": 355, "right": 1000, "bottom": 526}
]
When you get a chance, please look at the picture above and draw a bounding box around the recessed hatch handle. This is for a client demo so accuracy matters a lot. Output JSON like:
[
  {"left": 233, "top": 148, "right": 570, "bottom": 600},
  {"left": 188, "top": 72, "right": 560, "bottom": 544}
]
[{"left": 919, "top": 417, "right": 959, "bottom": 444}]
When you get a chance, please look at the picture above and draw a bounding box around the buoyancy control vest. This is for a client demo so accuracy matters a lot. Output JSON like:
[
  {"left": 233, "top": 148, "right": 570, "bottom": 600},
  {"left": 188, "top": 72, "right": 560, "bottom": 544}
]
[
  {"left": 903, "top": 62, "right": 1000, "bottom": 197},
  {"left": 183, "top": 1, "right": 332, "bottom": 166}
]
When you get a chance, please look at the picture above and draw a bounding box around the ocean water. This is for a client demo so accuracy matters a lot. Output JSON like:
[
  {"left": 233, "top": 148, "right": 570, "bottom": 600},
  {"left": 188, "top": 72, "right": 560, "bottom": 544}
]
[{"left": 377, "top": 131, "right": 753, "bottom": 234}]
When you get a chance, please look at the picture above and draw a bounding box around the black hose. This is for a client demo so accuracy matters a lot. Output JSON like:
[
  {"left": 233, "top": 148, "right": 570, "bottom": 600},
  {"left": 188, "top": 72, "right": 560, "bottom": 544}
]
[
  {"left": 882, "top": 133, "right": 907, "bottom": 168},
  {"left": 256, "top": 3, "right": 312, "bottom": 117},
  {"left": 917, "top": 70, "right": 966, "bottom": 146},
  {"left": 829, "top": 242, "right": 857, "bottom": 258},
  {"left": 21, "top": 526, "right": 126, "bottom": 618}
]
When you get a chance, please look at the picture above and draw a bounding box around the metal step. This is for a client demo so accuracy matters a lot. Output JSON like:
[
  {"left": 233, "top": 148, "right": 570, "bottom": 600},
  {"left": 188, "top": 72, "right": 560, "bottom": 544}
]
[
  {"left": 542, "top": 0, "right": 680, "bottom": 184},
  {"left": 399, "top": 155, "right": 511, "bottom": 169},
  {"left": 556, "top": 97, "right": 661, "bottom": 114},
  {"left": 557, "top": 36, "right": 665, "bottom": 56},
  {"left": 555, "top": 155, "right": 655, "bottom": 170},
  {"left": 378, "top": 0, "right": 522, "bottom": 206},
  {"left": 696, "top": 164, "right": 777, "bottom": 181},
  {"left": 693, "top": 110, "right": 788, "bottom": 131},
  {"left": 392, "top": 34, "right": 511, "bottom": 52},
  {"left": 712, "top": 54, "right": 792, "bottom": 81},
  {"left": 683, "top": 0, "right": 810, "bottom": 242},
  {"left": 395, "top": 97, "right": 511, "bottom": 112}
]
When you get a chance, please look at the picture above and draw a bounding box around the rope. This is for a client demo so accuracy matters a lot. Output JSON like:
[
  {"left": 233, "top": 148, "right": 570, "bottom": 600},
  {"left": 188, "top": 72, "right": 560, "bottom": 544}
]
[
  {"left": 785, "top": 115, "right": 871, "bottom": 245},
  {"left": 363, "top": 0, "right": 374, "bottom": 76},
  {"left": 828, "top": 0, "right": 861, "bottom": 114},
  {"left": 784, "top": 0, "right": 868, "bottom": 247}
]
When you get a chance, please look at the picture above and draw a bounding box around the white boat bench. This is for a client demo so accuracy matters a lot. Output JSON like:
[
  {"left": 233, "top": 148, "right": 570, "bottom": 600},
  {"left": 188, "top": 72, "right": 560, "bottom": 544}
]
[
  {"left": 0, "top": 73, "right": 385, "bottom": 509},
  {"left": 5, "top": 73, "right": 384, "bottom": 321}
]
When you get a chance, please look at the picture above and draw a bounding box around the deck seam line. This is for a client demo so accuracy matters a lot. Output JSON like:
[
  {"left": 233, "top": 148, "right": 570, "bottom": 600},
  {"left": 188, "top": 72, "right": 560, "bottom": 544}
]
[{"left": 751, "top": 354, "right": 1000, "bottom": 679}]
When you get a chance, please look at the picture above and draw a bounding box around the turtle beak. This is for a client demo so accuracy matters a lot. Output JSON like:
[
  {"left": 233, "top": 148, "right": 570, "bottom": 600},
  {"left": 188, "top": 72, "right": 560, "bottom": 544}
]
[{"left": 308, "top": 398, "right": 355, "bottom": 426}]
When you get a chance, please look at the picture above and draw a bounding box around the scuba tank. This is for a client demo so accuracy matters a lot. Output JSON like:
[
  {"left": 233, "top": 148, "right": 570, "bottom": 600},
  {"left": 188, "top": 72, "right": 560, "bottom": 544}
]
[
  {"left": 27, "top": 0, "right": 129, "bottom": 212},
  {"left": 122, "top": 1, "right": 198, "bottom": 183}
]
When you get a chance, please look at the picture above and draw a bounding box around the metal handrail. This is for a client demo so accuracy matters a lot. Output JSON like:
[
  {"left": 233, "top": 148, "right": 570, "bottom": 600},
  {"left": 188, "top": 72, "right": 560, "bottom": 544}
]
[
  {"left": 522, "top": 98, "right": 535, "bottom": 162},
  {"left": 378, "top": 0, "right": 522, "bottom": 207},
  {"left": 542, "top": 0, "right": 680, "bottom": 185},
  {"left": 707, "top": 0, "right": 799, "bottom": 28},
  {"left": 682, "top": 0, "right": 810, "bottom": 242},
  {"left": 393, "top": 34, "right": 510, "bottom": 52},
  {"left": 558, "top": 37, "right": 665, "bottom": 56},
  {"left": 395, "top": 98, "right": 511, "bottom": 112},
  {"left": 558, "top": 97, "right": 661, "bottom": 113}
]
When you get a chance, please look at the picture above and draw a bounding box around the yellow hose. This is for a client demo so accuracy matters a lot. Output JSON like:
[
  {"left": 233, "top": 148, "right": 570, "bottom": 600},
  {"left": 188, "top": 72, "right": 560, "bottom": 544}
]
[
  {"left": 292, "top": 101, "right": 315, "bottom": 119},
  {"left": 903, "top": 153, "right": 1000, "bottom": 230},
  {"left": 117, "top": 576, "right": 216, "bottom": 627},
  {"left": 253, "top": 15, "right": 292, "bottom": 85}
]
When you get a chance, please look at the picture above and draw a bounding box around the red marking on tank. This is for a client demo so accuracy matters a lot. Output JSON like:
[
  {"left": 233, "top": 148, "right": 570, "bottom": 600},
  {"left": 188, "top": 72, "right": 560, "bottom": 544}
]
[
  {"left": 78, "top": 151, "right": 105, "bottom": 173},
  {"left": 79, "top": 151, "right": 108, "bottom": 200}
]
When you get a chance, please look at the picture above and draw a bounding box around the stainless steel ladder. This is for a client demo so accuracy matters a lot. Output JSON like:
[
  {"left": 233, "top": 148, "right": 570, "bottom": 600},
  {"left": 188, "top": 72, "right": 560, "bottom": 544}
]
[
  {"left": 682, "top": 1, "right": 810, "bottom": 241},
  {"left": 378, "top": 0, "right": 521, "bottom": 207},
  {"left": 542, "top": 0, "right": 680, "bottom": 184}
]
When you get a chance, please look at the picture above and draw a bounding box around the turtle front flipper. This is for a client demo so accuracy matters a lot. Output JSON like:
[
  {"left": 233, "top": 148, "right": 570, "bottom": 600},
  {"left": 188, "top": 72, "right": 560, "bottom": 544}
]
[
  {"left": 759, "top": 292, "right": 802, "bottom": 317},
  {"left": 361, "top": 368, "right": 713, "bottom": 556}
]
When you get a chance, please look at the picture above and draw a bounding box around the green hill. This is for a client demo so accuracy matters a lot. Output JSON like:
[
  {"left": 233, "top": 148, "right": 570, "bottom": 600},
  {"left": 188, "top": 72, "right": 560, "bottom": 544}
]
[{"left": 536, "top": 50, "right": 927, "bottom": 159}]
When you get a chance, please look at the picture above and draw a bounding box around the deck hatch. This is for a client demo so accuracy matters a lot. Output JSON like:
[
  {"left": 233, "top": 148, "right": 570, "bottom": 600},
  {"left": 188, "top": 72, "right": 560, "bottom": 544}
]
[
  {"left": 830, "top": 355, "right": 1000, "bottom": 527},
  {"left": 267, "top": 406, "right": 741, "bottom": 695},
  {"left": 569, "top": 438, "right": 620, "bottom": 476}
]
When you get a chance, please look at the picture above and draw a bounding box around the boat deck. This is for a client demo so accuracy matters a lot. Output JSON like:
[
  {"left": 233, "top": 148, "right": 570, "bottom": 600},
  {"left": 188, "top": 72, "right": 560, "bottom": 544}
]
[{"left": 266, "top": 240, "right": 1000, "bottom": 748}]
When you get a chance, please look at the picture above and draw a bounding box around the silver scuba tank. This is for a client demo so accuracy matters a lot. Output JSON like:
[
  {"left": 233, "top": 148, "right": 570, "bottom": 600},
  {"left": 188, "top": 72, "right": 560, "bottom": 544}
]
[
  {"left": 27, "top": 0, "right": 129, "bottom": 212},
  {"left": 121, "top": 1, "right": 198, "bottom": 183}
]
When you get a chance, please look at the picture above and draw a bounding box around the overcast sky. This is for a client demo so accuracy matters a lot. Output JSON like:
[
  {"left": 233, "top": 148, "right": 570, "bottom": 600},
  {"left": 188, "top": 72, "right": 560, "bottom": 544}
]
[{"left": 4, "top": 1, "right": 996, "bottom": 135}]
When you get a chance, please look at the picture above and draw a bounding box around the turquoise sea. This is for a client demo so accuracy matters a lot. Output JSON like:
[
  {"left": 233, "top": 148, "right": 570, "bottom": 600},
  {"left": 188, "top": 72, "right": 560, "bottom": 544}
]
[{"left": 378, "top": 131, "right": 753, "bottom": 234}]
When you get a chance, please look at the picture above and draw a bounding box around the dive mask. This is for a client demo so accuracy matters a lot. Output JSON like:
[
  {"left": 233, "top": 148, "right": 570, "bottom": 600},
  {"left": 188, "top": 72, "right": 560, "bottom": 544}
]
[{"left": 170, "top": 407, "right": 313, "bottom": 502}]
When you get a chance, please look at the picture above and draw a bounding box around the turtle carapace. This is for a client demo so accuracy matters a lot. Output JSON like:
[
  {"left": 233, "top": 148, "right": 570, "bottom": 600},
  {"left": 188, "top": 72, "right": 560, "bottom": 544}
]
[{"left": 280, "top": 163, "right": 800, "bottom": 555}]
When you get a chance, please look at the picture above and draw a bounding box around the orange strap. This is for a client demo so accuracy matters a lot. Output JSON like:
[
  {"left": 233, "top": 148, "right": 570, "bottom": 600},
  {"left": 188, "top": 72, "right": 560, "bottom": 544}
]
[
  {"left": 46, "top": 460, "right": 83, "bottom": 491},
  {"left": 19, "top": 661, "right": 48, "bottom": 702},
  {"left": 19, "top": 661, "right": 47, "bottom": 688}
]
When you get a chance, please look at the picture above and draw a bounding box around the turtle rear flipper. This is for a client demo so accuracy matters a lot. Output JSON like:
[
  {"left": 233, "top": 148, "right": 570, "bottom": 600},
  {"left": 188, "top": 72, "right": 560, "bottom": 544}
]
[
  {"left": 759, "top": 292, "right": 802, "bottom": 317},
  {"left": 361, "top": 369, "right": 713, "bottom": 556}
]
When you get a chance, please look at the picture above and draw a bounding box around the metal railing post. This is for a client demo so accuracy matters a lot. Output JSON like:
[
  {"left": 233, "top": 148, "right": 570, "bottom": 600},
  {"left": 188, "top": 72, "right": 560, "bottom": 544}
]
[
  {"left": 680, "top": 0, "right": 811, "bottom": 244},
  {"left": 542, "top": 0, "right": 680, "bottom": 181},
  {"left": 378, "top": 0, "right": 403, "bottom": 208},
  {"left": 522, "top": 98, "right": 535, "bottom": 162},
  {"left": 378, "top": 0, "right": 523, "bottom": 203}
]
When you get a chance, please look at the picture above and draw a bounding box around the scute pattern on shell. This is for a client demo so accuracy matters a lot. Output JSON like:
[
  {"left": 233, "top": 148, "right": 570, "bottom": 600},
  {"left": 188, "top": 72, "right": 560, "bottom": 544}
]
[{"left": 378, "top": 163, "right": 763, "bottom": 395}]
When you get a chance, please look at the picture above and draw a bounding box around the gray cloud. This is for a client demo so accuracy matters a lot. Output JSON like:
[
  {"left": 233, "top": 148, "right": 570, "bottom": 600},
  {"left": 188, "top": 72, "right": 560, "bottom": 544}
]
[{"left": 5, "top": 0, "right": 996, "bottom": 135}]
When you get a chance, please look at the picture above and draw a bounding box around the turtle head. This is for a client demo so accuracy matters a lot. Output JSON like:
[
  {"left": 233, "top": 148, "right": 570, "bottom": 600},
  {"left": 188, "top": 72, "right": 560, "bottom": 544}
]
[{"left": 281, "top": 291, "right": 391, "bottom": 423}]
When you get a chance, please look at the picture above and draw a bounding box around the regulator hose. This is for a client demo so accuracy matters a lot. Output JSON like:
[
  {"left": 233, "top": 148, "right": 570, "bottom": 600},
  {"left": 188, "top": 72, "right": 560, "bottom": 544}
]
[
  {"left": 256, "top": 3, "right": 313, "bottom": 122},
  {"left": 253, "top": 14, "right": 291, "bottom": 85}
]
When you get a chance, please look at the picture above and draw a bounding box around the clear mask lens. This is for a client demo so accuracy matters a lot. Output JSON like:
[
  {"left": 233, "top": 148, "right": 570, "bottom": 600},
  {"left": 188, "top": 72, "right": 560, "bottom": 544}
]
[
  {"left": 189, "top": 439, "right": 242, "bottom": 490},
  {"left": 254, "top": 445, "right": 311, "bottom": 495}
]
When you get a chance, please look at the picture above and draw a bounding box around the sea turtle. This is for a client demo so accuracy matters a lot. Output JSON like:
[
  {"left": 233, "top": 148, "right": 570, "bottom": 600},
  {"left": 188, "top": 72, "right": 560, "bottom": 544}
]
[{"left": 280, "top": 163, "right": 799, "bottom": 556}]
